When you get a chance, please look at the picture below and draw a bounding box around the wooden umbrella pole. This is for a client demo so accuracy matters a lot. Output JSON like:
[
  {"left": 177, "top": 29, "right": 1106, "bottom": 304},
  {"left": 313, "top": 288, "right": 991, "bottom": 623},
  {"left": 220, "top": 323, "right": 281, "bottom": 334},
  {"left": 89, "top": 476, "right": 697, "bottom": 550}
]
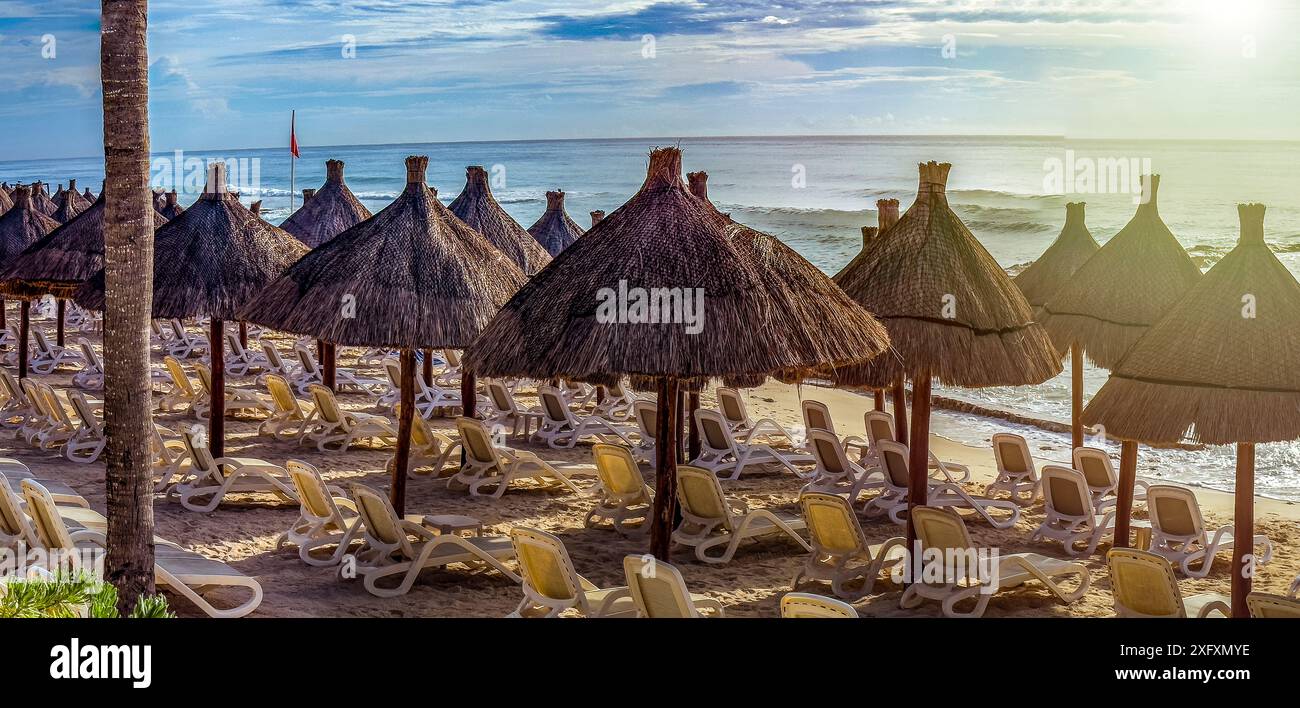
[
  {"left": 905, "top": 370, "right": 931, "bottom": 548},
  {"left": 56, "top": 299, "right": 66, "bottom": 347},
  {"left": 17, "top": 301, "right": 30, "bottom": 379},
  {"left": 892, "top": 375, "right": 908, "bottom": 445},
  {"left": 391, "top": 349, "right": 415, "bottom": 514},
  {"left": 687, "top": 390, "right": 701, "bottom": 461},
  {"left": 461, "top": 370, "right": 477, "bottom": 419},
  {"left": 649, "top": 376, "right": 680, "bottom": 560},
  {"left": 1071, "top": 342, "right": 1083, "bottom": 450},
  {"left": 1232, "top": 442, "right": 1254, "bottom": 618},
  {"left": 873, "top": 389, "right": 884, "bottom": 411},
  {"left": 209, "top": 318, "right": 226, "bottom": 458},
  {"left": 423, "top": 348, "right": 433, "bottom": 384},
  {"left": 239, "top": 321, "right": 247, "bottom": 348},
  {"left": 676, "top": 388, "right": 686, "bottom": 463},
  {"left": 316, "top": 339, "right": 324, "bottom": 364},
  {"left": 0, "top": 298, "right": 6, "bottom": 329},
  {"left": 1114, "top": 440, "right": 1138, "bottom": 548},
  {"left": 322, "top": 342, "right": 336, "bottom": 390}
]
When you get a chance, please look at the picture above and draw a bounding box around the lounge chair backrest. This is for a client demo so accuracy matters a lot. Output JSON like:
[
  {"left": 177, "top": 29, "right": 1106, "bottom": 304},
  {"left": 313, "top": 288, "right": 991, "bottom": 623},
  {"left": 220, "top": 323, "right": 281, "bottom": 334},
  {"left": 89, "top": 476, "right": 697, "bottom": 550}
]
[
  {"left": 309, "top": 385, "right": 344, "bottom": 425},
  {"left": 910, "top": 506, "right": 974, "bottom": 555},
  {"left": 487, "top": 381, "right": 514, "bottom": 413},
  {"left": 262, "top": 341, "right": 285, "bottom": 370},
  {"left": 800, "top": 491, "right": 866, "bottom": 554},
  {"left": 225, "top": 330, "right": 245, "bottom": 359},
  {"left": 538, "top": 387, "right": 571, "bottom": 424},
  {"left": 21, "top": 379, "right": 45, "bottom": 418},
  {"left": 152, "top": 320, "right": 166, "bottom": 338},
  {"left": 780, "top": 592, "right": 859, "bottom": 618},
  {"left": 296, "top": 345, "right": 320, "bottom": 376},
  {"left": 801, "top": 400, "right": 834, "bottom": 436},
  {"left": 77, "top": 338, "right": 101, "bottom": 370},
  {"left": 675, "top": 465, "right": 732, "bottom": 530},
  {"left": 443, "top": 348, "right": 461, "bottom": 368},
  {"left": 164, "top": 356, "right": 193, "bottom": 395},
  {"left": 32, "top": 328, "right": 51, "bottom": 352},
  {"left": 456, "top": 417, "right": 499, "bottom": 467},
  {"left": 20, "top": 479, "right": 75, "bottom": 551},
  {"left": 992, "top": 433, "right": 1033, "bottom": 476},
  {"left": 510, "top": 526, "right": 582, "bottom": 604},
  {"left": 40, "top": 384, "right": 70, "bottom": 425},
  {"left": 287, "top": 460, "right": 340, "bottom": 524},
  {"left": 592, "top": 444, "right": 644, "bottom": 495},
  {"left": 181, "top": 429, "right": 216, "bottom": 476},
  {"left": 1106, "top": 548, "right": 1185, "bottom": 617},
  {"left": 1247, "top": 593, "right": 1300, "bottom": 619},
  {"left": 1041, "top": 465, "right": 1090, "bottom": 519},
  {"left": 623, "top": 554, "right": 701, "bottom": 618},
  {"left": 0, "top": 472, "right": 34, "bottom": 542},
  {"left": 864, "top": 411, "right": 895, "bottom": 446},
  {"left": 68, "top": 390, "right": 100, "bottom": 431},
  {"left": 696, "top": 409, "right": 733, "bottom": 453},
  {"left": 608, "top": 380, "right": 626, "bottom": 398},
  {"left": 350, "top": 482, "right": 415, "bottom": 558},
  {"left": 633, "top": 400, "right": 657, "bottom": 438},
  {"left": 383, "top": 358, "right": 402, "bottom": 389},
  {"left": 1073, "top": 447, "right": 1116, "bottom": 490},
  {"left": 877, "top": 439, "right": 911, "bottom": 489},
  {"left": 1, "top": 369, "right": 24, "bottom": 403},
  {"left": 717, "top": 387, "right": 747, "bottom": 427},
  {"left": 1147, "top": 485, "right": 1204, "bottom": 539},
  {"left": 265, "top": 375, "right": 300, "bottom": 415},
  {"left": 807, "top": 429, "right": 849, "bottom": 476},
  {"left": 169, "top": 319, "right": 187, "bottom": 340},
  {"left": 194, "top": 362, "right": 214, "bottom": 394}
]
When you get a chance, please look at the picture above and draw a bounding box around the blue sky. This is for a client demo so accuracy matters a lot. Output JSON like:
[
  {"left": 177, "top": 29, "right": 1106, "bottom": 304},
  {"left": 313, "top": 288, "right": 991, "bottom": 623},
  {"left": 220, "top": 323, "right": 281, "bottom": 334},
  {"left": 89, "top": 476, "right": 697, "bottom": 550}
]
[{"left": 1, "top": 0, "right": 1296, "bottom": 159}]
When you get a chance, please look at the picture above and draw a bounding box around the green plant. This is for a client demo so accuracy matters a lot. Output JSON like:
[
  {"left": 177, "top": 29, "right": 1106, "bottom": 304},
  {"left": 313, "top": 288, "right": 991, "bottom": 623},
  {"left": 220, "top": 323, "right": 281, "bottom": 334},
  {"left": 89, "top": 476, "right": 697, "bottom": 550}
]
[{"left": 0, "top": 574, "right": 174, "bottom": 618}]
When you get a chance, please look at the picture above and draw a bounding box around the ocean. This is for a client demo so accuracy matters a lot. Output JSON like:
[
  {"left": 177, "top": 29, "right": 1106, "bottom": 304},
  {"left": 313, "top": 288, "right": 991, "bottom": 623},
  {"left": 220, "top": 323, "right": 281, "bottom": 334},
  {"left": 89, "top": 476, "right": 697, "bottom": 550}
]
[{"left": 5, "top": 135, "right": 1300, "bottom": 500}]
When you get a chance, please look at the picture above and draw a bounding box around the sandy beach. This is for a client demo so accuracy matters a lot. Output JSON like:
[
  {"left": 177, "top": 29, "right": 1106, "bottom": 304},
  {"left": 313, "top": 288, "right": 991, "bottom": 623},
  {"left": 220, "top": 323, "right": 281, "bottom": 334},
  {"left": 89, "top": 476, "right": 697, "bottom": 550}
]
[{"left": 3, "top": 311, "right": 1295, "bottom": 618}]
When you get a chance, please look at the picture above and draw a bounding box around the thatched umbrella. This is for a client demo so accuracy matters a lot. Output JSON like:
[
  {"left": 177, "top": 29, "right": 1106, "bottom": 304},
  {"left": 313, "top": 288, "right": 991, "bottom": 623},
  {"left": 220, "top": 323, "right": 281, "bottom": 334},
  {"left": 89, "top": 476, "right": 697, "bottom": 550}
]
[
  {"left": 1041, "top": 175, "right": 1201, "bottom": 547},
  {"left": 0, "top": 186, "right": 60, "bottom": 375},
  {"left": 0, "top": 184, "right": 12, "bottom": 216},
  {"left": 465, "top": 147, "right": 891, "bottom": 558},
  {"left": 157, "top": 190, "right": 184, "bottom": 221},
  {"left": 280, "top": 160, "right": 372, "bottom": 249},
  {"left": 53, "top": 190, "right": 87, "bottom": 225},
  {"left": 239, "top": 156, "right": 527, "bottom": 513},
  {"left": 82, "top": 187, "right": 96, "bottom": 204},
  {"left": 526, "top": 190, "right": 583, "bottom": 257},
  {"left": 153, "top": 188, "right": 167, "bottom": 212},
  {"left": 449, "top": 166, "right": 552, "bottom": 275},
  {"left": 75, "top": 163, "right": 308, "bottom": 457},
  {"left": 589, "top": 210, "right": 605, "bottom": 227},
  {"left": 30, "top": 182, "right": 59, "bottom": 220},
  {"left": 1, "top": 192, "right": 165, "bottom": 345},
  {"left": 1013, "top": 202, "right": 1100, "bottom": 448},
  {"left": 831, "top": 163, "right": 1060, "bottom": 542},
  {"left": 1083, "top": 204, "right": 1290, "bottom": 616},
  {"left": 54, "top": 179, "right": 92, "bottom": 215}
]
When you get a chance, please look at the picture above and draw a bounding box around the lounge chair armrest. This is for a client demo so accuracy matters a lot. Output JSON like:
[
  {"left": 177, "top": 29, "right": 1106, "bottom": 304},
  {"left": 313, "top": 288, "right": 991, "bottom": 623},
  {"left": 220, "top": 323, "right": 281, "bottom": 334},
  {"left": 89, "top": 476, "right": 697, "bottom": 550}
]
[
  {"left": 69, "top": 529, "right": 108, "bottom": 547},
  {"left": 1197, "top": 600, "right": 1232, "bottom": 618}
]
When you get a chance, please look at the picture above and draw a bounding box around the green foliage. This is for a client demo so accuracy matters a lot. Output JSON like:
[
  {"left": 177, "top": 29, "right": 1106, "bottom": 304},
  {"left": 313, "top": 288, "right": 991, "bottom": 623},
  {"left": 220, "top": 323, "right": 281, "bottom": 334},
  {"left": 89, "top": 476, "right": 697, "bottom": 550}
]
[{"left": 0, "top": 574, "right": 174, "bottom": 618}]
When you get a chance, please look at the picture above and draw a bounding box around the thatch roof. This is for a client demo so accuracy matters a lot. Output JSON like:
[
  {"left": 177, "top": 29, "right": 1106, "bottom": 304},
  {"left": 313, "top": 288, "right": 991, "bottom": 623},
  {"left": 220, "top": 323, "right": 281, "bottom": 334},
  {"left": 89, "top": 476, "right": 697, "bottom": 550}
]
[
  {"left": 448, "top": 166, "right": 552, "bottom": 275},
  {"left": 153, "top": 189, "right": 167, "bottom": 211},
  {"left": 52, "top": 191, "right": 87, "bottom": 224},
  {"left": 526, "top": 190, "right": 583, "bottom": 257},
  {"left": 0, "top": 185, "right": 12, "bottom": 216},
  {"left": 158, "top": 190, "right": 184, "bottom": 221},
  {"left": 687, "top": 171, "right": 726, "bottom": 217},
  {"left": 279, "top": 160, "right": 373, "bottom": 248},
  {"left": 1041, "top": 176, "right": 1202, "bottom": 368},
  {"left": 29, "top": 182, "right": 59, "bottom": 219},
  {"left": 82, "top": 187, "right": 95, "bottom": 203},
  {"left": 877, "top": 198, "right": 900, "bottom": 232},
  {"left": 238, "top": 156, "right": 528, "bottom": 349},
  {"left": 829, "top": 162, "right": 1061, "bottom": 388},
  {"left": 0, "top": 186, "right": 60, "bottom": 268},
  {"left": 0, "top": 192, "right": 166, "bottom": 299},
  {"left": 590, "top": 210, "right": 605, "bottom": 227},
  {"left": 74, "top": 163, "right": 308, "bottom": 319},
  {"left": 465, "top": 147, "right": 890, "bottom": 384},
  {"left": 53, "top": 179, "right": 92, "bottom": 215},
  {"left": 1083, "top": 204, "right": 1300, "bottom": 445},
  {"left": 1013, "top": 202, "right": 1099, "bottom": 315}
]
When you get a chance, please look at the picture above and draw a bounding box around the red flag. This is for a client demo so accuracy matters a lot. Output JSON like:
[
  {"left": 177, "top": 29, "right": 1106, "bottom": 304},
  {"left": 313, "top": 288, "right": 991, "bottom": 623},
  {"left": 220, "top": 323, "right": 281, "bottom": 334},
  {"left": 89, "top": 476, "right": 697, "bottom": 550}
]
[{"left": 290, "top": 110, "right": 300, "bottom": 158}]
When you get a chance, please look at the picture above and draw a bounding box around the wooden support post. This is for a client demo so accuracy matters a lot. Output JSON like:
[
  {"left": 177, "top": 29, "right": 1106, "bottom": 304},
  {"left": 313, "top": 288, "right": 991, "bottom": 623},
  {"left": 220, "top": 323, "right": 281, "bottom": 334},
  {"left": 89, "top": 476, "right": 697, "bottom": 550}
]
[
  {"left": 905, "top": 370, "right": 931, "bottom": 548},
  {"left": 892, "top": 375, "right": 908, "bottom": 445},
  {"left": 391, "top": 349, "right": 415, "bottom": 514},
  {"left": 1114, "top": 440, "right": 1138, "bottom": 549},
  {"left": 209, "top": 318, "right": 226, "bottom": 458},
  {"left": 649, "top": 377, "right": 680, "bottom": 560},
  {"left": 1232, "top": 443, "right": 1254, "bottom": 618}
]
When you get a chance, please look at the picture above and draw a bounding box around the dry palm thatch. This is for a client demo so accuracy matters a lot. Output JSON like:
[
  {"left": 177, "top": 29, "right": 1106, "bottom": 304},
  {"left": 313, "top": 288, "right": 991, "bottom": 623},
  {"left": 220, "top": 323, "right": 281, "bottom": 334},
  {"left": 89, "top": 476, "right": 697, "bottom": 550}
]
[
  {"left": 0, "top": 186, "right": 60, "bottom": 264},
  {"left": 1013, "top": 202, "right": 1099, "bottom": 315},
  {"left": 238, "top": 155, "right": 528, "bottom": 349},
  {"left": 1084, "top": 204, "right": 1300, "bottom": 445},
  {"left": 53, "top": 179, "right": 92, "bottom": 214},
  {"left": 831, "top": 162, "right": 1061, "bottom": 389},
  {"left": 526, "top": 190, "right": 584, "bottom": 256},
  {"left": 590, "top": 210, "right": 605, "bottom": 226},
  {"left": 1041, "top": 176, "right": 1201, "bottom": 368},
  {"left": 877, "top": 198, "right": 900, "bottom": 232},
  {"left": 0, "top": 184, "right": 12, "bottom": 216},
  {"left": 687, "top": 171, "right": 726, "bottom": 217},
  {"left": 157, "top": 190, "right": 184, "bottom": 221},
  {"left": 74, "top": 162, "right": 308, "bottom": 319},
  {"left": 52, "top": 191, "right": 87, "bottom": 224},
  {"left": 448, "top": 166, "right": 552, "bottom": 275},
  {"left": 279, "top": 160, "right": 373, "bottom": 248},
  {"left": 29, "top": 182, "right": 59, "bottom": 219},
  {"left": 82, "top": 187, "right": 95, "bottom": 203},
  {"left": 0, "top": 192, "right": 166, "bottom": 299}
]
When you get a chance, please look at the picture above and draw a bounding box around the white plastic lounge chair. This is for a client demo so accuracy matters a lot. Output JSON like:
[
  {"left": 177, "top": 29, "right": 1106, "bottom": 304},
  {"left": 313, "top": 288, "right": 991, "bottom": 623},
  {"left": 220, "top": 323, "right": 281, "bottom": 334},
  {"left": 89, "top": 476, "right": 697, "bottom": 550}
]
[
  {"left": 863, "top": 409, "right": 971, "bottom": 482},
  {"left": 301, "top": 384, "right": 397, "bottom": 451},
  {"left": 275, "top": 460, "right": 363, "bottom": 567},
  {"left": 672, "top": 465, "right": 811, "bottom": 564},
  {"left": 34, "top": 382, "right": 76, "bottom": 450},
  {"left": 483, "top": 379, "right": 543, "bottom": 438},
  {"left": 166, "top": 319, "right": 206, "bottom": 358},
  {"left": 448, "top": 417, "right": 591, "bottom": 499},
  {"left": 690, "top": 408, "right": 814, "bottom": 481},
  {"left": 1247, "top": 592, "right": 1300, "bottom": 618},
  {"left": 0, "top": 369, "right": 30, "bottom": 428},
  {"left": 348, "top": 483, "right": 519, "bottom": 597},
  {"left": 158, "top": 355, "right": 206, "bottom": 418},
  {"left": 30, "top": 327, "right": 84, "bottom": 374},
  {"left": 223, "top": 329, "right": 269, "bottom": 376},
  {"left": 507, "top": 526, "right": 632, "bottom": 617},
  {"left": 356, "top": 346, "right": 397, "bottom": 367},
  {"left": 0, "top": 458, "right": 89, "bottom": 508},
  {"left": 985, "top": 433, "right": 1041, "bottom": 506},
  {"left": 794, "top": 492, "right": 905, "bottom": 600},
  {"left": 1031, "top": 465, "right": 1115, "bottom": 556},
  {"left": 0, "top": 472, "right": 101, "bottom": 547},
  {"left": 392, "top": 405, "right": 461, "bottom": 479},
  {"left": 802, "top": 399, "right": 869, "bottom": 460},
  {"left": 292, "top": 343, "right": 387, "bottom": 397},
  {"left": 622, "top": 554, "right": 724, "bottom": 617},
  {"left": 17, "top": 378, "right": 51, "bottom": 446},
  {"left": 557, "top": 379, "right": 596, "bottom": 408},
  {"left": 194, "top": 362, "right": 272, "bottom": 418},
  {"left": 630, "top": 400, "right": 658, "bottom": 466},
  {"left": 432, "top": 348, "right": 462, "bottom": 388},
  {"left": 64, "top": 390, "right": 105, "bottom": 463},
  {"left": 863, "top": 440, "right": 1020, "bottom": 529},
  {"left": 167, "top": 430, "right": 298, "bottom": 512},
  {"left": 1072, "top": 446, "right": 1148, "bottom": 513},
  {"left": 803, "top": 428, "right": 881, "bottom": 502},
  {"left": 1106, "top": 548, "right": 1230, "bottom": 618},
  {"left": 150, "top": 319, "right": 171, "bottom": 350},
  {"left": 258, "top": 374, "right": 315, "bottom": 440},
  {"left": 22, "top": 479, "right": 263, "bottom": 618},
  {"left": 1146, "top": 484, "right": 1273, "bottom": 578},
  {"left": 378, "top": 357, "right": 461, "bottom": 417},
  {"left": 151, "top": 423, "right": 190, "bottom": 491},
  {"left": 717, "top": 386, "right": 796, "bottom": 444},
  {"left": 901, "top": 506, "right": 1090, "bottom": 618},
  {"left": 584, "top": 444, "right": 653, "bottom": 535},
  {"left": 72, "top": 338, "right": 104, "bottom": 390},
  {"left": 534, "top": 385, "right": 635, "bottom": 449},
  {"left": 258, "top": 340, "right": 297, "bottom": 379},
  {"left": 780, "top": 592, "right": 859, "bottom": 618},
  {"left": 592, "top": 380, "right": 638, "bottom": 422}
]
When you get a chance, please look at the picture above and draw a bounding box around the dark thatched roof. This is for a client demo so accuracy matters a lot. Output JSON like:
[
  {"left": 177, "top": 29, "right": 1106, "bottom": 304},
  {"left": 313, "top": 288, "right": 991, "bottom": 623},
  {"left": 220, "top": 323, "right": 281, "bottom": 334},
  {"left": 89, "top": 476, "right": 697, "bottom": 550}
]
[
  {"left": 158, "top": 190, "right": 184, "bottom": 221},
  {"left": 877, "top": 198, "right": 900, "bottom": 232},
  {"left": 1013, "top": 202, "right": 1099, "bottom": 317},
  {"left": 590, "top": 210, "right": 605, "bottom": 227},
  {"left": 0, "top": 185, "right": 12, "bottom": 216},
  {"left": 448, "top": 166, "right": 552, "bottom": 275},
  {"left": 0, "top": 192, "right": 166, "bottom": 299},
  {"left": 464, "top": 147, "right": 891, "bottom": 385},
  {"left": 829, "top": 162, "right": 1062, "bottom": 389},
  {"left": 1083, "top": 205, "right": 1300, "bottom": 445},
  {"left": 74, "top": 163, "right": 309, "bottom": 319},
  {"left": 52, "top": 191, "right": 87, "bottom": 224},
  {"left": 526, "top": 190, "right": 584, "bottom": 257},
  {"left": 0, "top": 186, "right": 60, "bottom": 268},
  {"left": 238, "top": 156, "right": 528, "bottom": 349},
  {"left": 53, "top": 179, "right": 92, "bottom": 215},
  {"left": 279, "top": 160, "right": 373, "bottom": 248},
  {"left": 82, "top": 187, "right": 95, "bottom": 203},
  {"left": 687, "top": 171, "right": 726, "bottom": 217},
  {"left": 1041, "top": 176, "right": 1202, "bottom": 369},
  {"left": 29, "top": 183, "right": 59, "bottom": 219}
]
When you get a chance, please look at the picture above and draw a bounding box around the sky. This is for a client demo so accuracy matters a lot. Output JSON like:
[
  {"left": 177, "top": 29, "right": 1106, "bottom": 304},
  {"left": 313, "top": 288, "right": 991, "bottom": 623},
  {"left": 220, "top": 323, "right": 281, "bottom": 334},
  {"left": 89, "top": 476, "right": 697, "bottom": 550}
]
[{"left": 0, "top": 0, "right": 1297, "bottom": 159}]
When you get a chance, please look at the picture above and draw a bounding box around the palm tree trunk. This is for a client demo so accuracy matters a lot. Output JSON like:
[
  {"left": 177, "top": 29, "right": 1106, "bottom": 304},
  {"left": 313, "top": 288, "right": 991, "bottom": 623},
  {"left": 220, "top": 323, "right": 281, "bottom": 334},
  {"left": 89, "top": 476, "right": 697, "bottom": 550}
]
[{"left": 100, "top": 0, "right": 156, "bottom": 614}]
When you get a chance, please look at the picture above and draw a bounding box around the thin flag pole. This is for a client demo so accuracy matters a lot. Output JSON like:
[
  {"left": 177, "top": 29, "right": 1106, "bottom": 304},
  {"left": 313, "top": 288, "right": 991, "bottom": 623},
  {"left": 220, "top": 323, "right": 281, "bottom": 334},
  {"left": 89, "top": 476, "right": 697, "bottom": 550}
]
[{"left": 289, "top": 110, "right": 299, "bottom": 212}]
